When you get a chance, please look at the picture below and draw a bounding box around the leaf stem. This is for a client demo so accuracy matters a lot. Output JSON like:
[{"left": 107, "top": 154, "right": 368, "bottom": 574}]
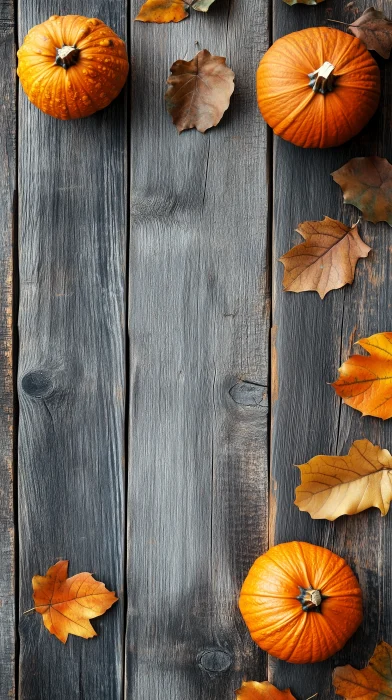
[
  {"left": 23, "top": 607, "right": 37, "bottom": 614},
  {"left": 327, "top": 19, "right": 351, "bottom": 27}
]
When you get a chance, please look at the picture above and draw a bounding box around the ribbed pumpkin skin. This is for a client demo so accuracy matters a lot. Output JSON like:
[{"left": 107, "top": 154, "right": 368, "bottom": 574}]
[
  {"left": 239, "top": 541, "right": 363, "bottom": 664},
  {"left": 17, "top": 15, "right": 129, "bottom": 120},
  {"left": 257, "top": 28, "right": 380, "bottom": 148}
]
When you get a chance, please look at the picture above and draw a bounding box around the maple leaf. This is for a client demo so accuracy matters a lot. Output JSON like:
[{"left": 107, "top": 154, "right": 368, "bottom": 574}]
[
  {"left": 295, "top": 439, "right": 392, "bottom": 520},
  {"left": 31, "top": 560, "right": 118, "bottom": 643},
  {"left": 236, "top": 682, "right": 297, "bottom": 700},
  {"left": 349, "top": 8, "right": 392, "bottom": 59},
  {"left": 333, "top": 641, "right": 392, "bottom": 700},
  {"left": 332, "top": 332, "right": 392, "bottom": 420},
  {"left": 135, "top": 0, "right": 216, "bottom": 22},
  {"left": 332, "top": 157, "right": 392, "bottom": 227},
  {"left": 135, "top": 0, "right": 190, "bottom": 23},
  {"left": 279, "top": 217, "right": 370, "bottom": 299},
  {"left": 165, "top": 50, "right": 234, "bottom": 133}
]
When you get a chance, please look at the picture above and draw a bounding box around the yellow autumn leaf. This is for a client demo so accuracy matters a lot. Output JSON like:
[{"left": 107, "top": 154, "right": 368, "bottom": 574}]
[{"left": 295, "top": 439, "right": 392, "bottom": 520}]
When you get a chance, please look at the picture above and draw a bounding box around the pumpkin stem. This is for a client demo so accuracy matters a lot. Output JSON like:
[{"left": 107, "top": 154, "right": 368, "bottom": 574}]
[
  {"left": 308, "top": 62, "right": 335, "bottom": 95},
  {"left": 55, "top": 45, "right": 80, "bottom": 69},
  {"left": 297, "top": 586, "right": 323, "bottom": 612}
]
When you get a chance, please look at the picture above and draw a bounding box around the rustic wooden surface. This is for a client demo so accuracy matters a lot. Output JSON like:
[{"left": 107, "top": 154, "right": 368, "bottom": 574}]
[
  {"left": 126, "top": 0, "right": 269, "bottom": 698},
  {"left": 271, "top": 3, "right": 392, "bottom": 699},
  {"left": 0, "top": 0, "right": 388, "bottom": 697},
  {"left": 0, "top": 0, "right": 16, "bottom": 697},
  {"left": 17, "top": 2, "right": 127, "bottom": 698}
]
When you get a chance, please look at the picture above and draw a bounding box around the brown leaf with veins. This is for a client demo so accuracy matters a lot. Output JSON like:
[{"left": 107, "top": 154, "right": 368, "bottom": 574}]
[
  {"left": 279, "top": 217, "right": 370, "bottom": 299},
  {"left": 295, "top": 439, "right": 392, "bottom": 520},
  {"left": 349, "top": 7, "right": 392, "bottom": 59},
  {"left": 165, "top": 50, "right": 234, "bottom": 133},
  {"left": 236, "top": 681, "right": 297, "bottom": 700},
  {"left": 135, "top": 0, "right": 189, "bottom": 23},
  {"left": 332, "top": 332, "right": 392, "bottom": 419},
  {"left": 31, "top": 560, "right": 118, "bottom": 643},
  {"left": 332, "top": 157, "right": 392, "bottom": 226},
  {"left": 333, "top": 641, "right": 392, "bottom": 700}
]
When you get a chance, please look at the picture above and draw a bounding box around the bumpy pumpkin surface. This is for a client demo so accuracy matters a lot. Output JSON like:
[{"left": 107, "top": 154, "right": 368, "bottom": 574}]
[
  {"left": 239, "top": 541, "right": 362, "bottom": 664},
  {"left": 17, "top": 15, "right": 129, "bottom": 119},
  {"left": 257, "top": 27, "right": 380, "bottom": 148}
]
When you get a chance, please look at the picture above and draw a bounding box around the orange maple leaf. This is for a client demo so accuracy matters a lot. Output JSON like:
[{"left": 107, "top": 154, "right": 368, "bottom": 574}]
[
  {"left": 135, "top": 0, "right": 190, "bottom": 23},
  {"left": 333, "top": 641, "right": 392, "bottom": 700},
  {"left": 332, "top": 332, "right": 392, "bottom": 419},
  {"left": 31, "top": 560, "right": 118, "bottom": 643},
  {"left": 236, "top": 681, "right": 297, "bottom": 700}
]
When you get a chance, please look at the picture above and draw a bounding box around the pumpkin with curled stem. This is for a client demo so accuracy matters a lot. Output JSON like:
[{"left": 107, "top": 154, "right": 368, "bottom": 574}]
[
  {"left": 239, "top": 541, "right": 363, "bottom": 664},
  {"left": 17, "top": 15, "right": 129, "bottom": 119},
  {"left": 256, "top": 27, "right": 380, "bottom": 148}
]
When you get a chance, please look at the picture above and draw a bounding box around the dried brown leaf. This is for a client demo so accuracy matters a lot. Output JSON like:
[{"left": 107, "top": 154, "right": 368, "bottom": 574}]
[
  {"left": 332, "top": 157, "right": 392, "bottom": 226},
  {"left": 295, "top": 439, "right": 392, "bottom": 520},
  {"left": 349, "top": 7, "right": 392, "bottom": 59},
  {"left": 279, "top": 217, "right": 370, "bottom": 298},
  {"left": 165, "top": 49, "right": 234, "bottom": 133},
  {"left": 333, "top": 641, "right": 392, "bottom": 700},
  {"left": 283, "top": 0, "right": 325, "bottom": 4}
]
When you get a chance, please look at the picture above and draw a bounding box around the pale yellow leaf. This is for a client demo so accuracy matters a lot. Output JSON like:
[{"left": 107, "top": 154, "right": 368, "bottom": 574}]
[{"left": 295, "top": 439, "right": 392, "bottom": 520}]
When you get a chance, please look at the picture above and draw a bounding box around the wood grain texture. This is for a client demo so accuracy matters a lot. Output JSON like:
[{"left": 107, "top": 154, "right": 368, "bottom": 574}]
[
  {"left": 271, "top": 2, "right": 392, "bottom": 698},
  {"left": 0, "top": 0, "right": 16, "bottom": 696},
  {"left": 17, "top": 2, "right": 127, "bottom": 697},
  {"left": 126, "top": 1, "right": 270, "bottom": 697}
]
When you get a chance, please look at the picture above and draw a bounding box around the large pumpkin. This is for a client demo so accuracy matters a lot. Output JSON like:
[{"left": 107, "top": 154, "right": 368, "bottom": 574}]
[
  {"left": 239, "top": 541, "right": 362, "bottom": 664},
  {"left": 17, "top": 15, "right": 129, "bottom": 120},
  {"left": 257, "top": 27, "right": 380, "bottom": 148}
]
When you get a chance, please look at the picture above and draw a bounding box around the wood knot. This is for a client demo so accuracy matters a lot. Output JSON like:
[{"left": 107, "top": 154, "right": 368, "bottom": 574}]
[
  {"left": 197, "top": 648, "right": 232, "bottom": 674},
  {"left": 229, "top": 380, "right": 267, "bottom": 407},
  {"left": 21, "top": 370, "right": 53, "bottom": 398}
]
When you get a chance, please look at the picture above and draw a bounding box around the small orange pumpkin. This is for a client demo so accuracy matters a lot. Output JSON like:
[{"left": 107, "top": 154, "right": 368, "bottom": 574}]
[
  {"left": 17, "top": 15, "right": 129, "bottom": 120},
  {"left": 239, "top": 541, "right": 363, "bottom": 664},
  {"left": 257, "top": 27, "right": 380, "bottom": 148}
]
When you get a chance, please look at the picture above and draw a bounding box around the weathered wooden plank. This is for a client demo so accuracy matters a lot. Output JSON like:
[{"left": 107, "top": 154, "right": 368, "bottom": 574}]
[
  {"left": 271, "top": 2, "right": 392, "bottom": 698},
  {"left": 126, "top": 1, "right": 270, "bottom": 697},
  {"left": 17, "top": 3, "right": 127, "bottom": 697},
  {"left": 0, "top": 0, "right": 16, "bottom": 696}
]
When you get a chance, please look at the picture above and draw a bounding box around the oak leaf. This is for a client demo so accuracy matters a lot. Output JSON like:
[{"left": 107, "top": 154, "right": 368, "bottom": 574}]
[
  {"left": 135, "top": 0, "right": 189, "bottom": 23},
  {"left": 349, "top": 8, "right": 392, "bottom": 59},
  {"left": 295, "top": 439, "right": 392, "bottom": 520},
  {"left": 333, "top": 641, "right": 392, "bottom": 700},
  {"left": 165, "top": 50, "right": 234, "bottom": 133},
  {"left": 236, "top": 681, "right": 297, "bottom": 700},
  {"left": 332, "top": 332, "right": 392, "bottom": 419},
  {"left": 279, "top": 217, "right": 370, "bottom": 299},
  {"left": 332, "top": 157, "right": 392, "bottom": 227},
  {"left": 135, "top": 0, "right": 216, "bottom": 22},
  {"left": 31, "top": 560, "right": 118, "bottom": 643}
]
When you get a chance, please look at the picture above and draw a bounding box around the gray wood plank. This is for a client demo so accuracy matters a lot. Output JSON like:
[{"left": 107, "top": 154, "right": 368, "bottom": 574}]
[
  {"left": 0, "top": 0, "right": 16, "bottom": 696},
  {"left": 271, "top": 2, "right": 392, "bottom": 698},
  {"left": 17, "top": 3, "right": 127, "bottom": 697},
  {"left": 126, "top": 1, "right": 270, "bottom": 697}
]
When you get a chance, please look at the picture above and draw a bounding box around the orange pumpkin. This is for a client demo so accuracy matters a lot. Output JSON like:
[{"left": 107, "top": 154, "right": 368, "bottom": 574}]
[
  {"left": 17, "top": 15, "right": 129, "bottom": 120},
  {"left": 239, "top": 541, "right": 362, "bottom": 664},
  {"left": 256, "top": 27, "right": 380, "bottom": 148}
]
